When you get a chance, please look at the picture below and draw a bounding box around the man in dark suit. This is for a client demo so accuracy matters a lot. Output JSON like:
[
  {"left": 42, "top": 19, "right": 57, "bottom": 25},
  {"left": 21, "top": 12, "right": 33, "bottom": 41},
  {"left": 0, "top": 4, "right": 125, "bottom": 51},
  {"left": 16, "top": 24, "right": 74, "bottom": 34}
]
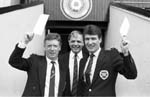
[
  {"left": 9, "top": 32, "right": 67, "bottom": 97},
  {"left": 78, "top": 25, "right": 137, "bottom": 96},
  {"left": 62, "top": 30, "right": 88, "bottom": 96}
]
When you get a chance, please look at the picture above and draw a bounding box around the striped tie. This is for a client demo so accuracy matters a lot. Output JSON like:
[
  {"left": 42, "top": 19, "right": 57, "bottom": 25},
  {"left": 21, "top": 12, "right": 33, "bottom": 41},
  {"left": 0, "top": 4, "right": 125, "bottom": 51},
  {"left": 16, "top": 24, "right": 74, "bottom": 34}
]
[
  {"left": 72, "top": 54, "right": 78, "bottom": 96},
  {"left": 85, "top": 53, "right": 94, "bottom": 85},
  {"left": 49, "top": 61, "right": 55, "bottom": 97}
]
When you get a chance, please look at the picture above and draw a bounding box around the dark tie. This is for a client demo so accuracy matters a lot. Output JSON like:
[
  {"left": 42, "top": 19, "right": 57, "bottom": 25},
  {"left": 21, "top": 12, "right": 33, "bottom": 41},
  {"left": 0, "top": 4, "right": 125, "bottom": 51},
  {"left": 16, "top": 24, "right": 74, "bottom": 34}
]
[
  {"left": 72, "top": 54, "right": 78, "bottom": 96},
  {"left": 49, "top": 61, "right": 55, "bottom": 97},
  {"left": 85, "top": 53, "right": 94, "bottom": 85}
]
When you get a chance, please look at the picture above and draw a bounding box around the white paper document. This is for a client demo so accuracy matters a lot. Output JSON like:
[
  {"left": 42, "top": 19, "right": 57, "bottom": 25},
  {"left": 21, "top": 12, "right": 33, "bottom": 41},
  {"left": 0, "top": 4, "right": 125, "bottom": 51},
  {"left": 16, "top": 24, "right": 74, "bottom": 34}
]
[
  {"left": 33, "top": 14, "right": 49, "bottom": 35},
  {"left": 120, "top": 17, "right": 130, "bottom": 37}
]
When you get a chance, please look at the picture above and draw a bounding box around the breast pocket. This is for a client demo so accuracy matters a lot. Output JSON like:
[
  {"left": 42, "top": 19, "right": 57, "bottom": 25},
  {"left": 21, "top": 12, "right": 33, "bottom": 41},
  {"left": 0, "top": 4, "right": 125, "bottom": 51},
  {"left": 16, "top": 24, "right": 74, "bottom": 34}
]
[{"left": 29, "top": 82, "right": 41, "bottom": 96}]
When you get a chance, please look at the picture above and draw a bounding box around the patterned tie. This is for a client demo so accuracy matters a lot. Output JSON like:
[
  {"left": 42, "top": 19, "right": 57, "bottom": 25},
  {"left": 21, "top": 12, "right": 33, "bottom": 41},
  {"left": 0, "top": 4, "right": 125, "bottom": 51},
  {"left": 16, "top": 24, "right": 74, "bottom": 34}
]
[
  {"left": 85, "top": 53, "right": 94, "bottom": 85},
  {"left": 72, "top": 53, "right": 78, "bottom": 96},
  {"left": 49, "top": 61, "right": 55, "bottom": 97}
]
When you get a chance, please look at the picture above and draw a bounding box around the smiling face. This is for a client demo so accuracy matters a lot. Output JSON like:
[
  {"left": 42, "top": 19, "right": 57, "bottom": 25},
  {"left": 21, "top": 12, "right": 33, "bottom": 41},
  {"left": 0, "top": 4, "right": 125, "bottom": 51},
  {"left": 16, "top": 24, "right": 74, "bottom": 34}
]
[
  {"left": 83, "top": 25, "right": 102, "bottom": 53},
  {"left": 68, "top": 31, "right": 84, "bottom": 54},
  {"left": 44, "top": 33, "right": 61, "bottom": 61},
  {"left": 44, "top": 39, "right": 61, "bottom": 61},
  {"left": 84, "top": 34, "right": 101, "bottom": 53}
]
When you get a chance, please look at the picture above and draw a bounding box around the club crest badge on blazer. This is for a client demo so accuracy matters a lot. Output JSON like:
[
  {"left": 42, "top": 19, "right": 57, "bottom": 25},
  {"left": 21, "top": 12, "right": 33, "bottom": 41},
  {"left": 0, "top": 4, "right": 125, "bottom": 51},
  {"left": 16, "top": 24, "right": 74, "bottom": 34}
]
[{"left": 99, "top": 70, "right": 109, "bottom": 80}]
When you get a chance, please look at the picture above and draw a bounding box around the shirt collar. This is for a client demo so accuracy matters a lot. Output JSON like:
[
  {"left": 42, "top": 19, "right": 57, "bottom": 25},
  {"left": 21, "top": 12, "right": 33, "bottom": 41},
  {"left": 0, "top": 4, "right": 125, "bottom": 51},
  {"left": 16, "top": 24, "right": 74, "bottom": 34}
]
[
  {"left": 70, "top": 50, "right": 83, "bottom": 59},
  {"left": 90, "top": 48, "right": 101, "bottom": 57},
  {"left": 46, "top": 56, "right": 58, "bottom": 66}
]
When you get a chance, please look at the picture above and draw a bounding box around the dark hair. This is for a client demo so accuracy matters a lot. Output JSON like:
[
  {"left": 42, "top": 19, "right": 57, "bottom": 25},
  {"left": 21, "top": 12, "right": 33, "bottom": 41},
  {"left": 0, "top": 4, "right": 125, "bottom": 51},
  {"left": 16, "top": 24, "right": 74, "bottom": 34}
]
[
  {"left": 44, "top": 33, "right": 62, "bottom": 46},
  {"left": 68, "top": 30, "right": 83, "bottom": 41},
  {"left": 83, "top": 25, "right": 102, "bottom": 39}
]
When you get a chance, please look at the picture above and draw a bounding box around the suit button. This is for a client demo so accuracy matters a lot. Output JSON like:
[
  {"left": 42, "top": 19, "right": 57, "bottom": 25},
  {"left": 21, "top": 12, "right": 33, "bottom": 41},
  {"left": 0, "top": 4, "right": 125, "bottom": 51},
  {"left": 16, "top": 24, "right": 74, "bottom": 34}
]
[
  {"left": 89, "top": 89, "right": 92, "bottom": 92},
  {"left": 33, "top": 86, "right": 36, "bottom": 90}
]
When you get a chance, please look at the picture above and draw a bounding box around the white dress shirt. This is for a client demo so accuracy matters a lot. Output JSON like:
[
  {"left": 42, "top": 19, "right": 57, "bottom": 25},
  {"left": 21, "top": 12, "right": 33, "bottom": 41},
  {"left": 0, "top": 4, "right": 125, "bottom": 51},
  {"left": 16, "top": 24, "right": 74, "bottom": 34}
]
[
  {"left": 69, "top": 50, "right": 83, "bottom": 91},
  {"left": 44, "top": 57, "right": 60, "bottom": 97},
  {"left": 84, "top": 48, "right": 101, "bottom": 83},
  {"left": 18, "top": 41, "right": 27, "bottom": 48}
]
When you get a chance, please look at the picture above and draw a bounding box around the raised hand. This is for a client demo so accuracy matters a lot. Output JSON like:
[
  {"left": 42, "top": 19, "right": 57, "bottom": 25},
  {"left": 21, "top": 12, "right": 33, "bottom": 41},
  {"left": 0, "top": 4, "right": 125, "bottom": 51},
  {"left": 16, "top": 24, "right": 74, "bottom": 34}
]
[
  {"left": 23, "top": 32, "right": 34, "bottom": 44},
  {"left": 120, "top": 37, "right": 129, "bottom": 56}
]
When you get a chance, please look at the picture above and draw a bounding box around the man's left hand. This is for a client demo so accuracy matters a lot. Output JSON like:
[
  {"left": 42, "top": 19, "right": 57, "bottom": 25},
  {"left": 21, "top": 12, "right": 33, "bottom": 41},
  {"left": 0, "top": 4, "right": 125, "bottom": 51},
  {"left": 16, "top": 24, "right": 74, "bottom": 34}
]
[{"left": 120, "top": 38, "right": 129, "bottom": 56}]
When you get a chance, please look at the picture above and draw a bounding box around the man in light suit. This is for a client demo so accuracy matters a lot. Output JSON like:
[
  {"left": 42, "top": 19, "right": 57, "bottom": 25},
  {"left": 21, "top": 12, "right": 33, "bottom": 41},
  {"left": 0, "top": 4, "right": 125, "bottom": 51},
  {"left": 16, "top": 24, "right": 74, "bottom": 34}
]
[
  {"left": 9, "top": 32, "right": 67, "bottom": 97},
  {"left": 78, "top": 25, "right": 137, "bottom": 96},
  {"left": 62, "top": 30, "right": 88, "bottom": 96}
]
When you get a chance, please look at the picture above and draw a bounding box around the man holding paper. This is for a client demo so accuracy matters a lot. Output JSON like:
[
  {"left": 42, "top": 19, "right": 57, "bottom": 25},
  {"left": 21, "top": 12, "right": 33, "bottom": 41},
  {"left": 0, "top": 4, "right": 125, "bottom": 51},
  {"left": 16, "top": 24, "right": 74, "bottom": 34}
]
[
  {"left": 78, "top": 24, "right": 137, "bottom": 97},
  {"left": 9, "top": 32, "right": 67, "bottom": 97}
]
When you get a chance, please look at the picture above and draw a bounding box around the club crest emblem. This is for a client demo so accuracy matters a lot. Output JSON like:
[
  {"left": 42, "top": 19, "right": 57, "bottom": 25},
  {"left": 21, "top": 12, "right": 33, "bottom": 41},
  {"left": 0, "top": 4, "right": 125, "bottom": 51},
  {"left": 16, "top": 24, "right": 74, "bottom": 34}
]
[
  {"left": 60, "top": 0, "right": 92, "bottom": 20},
  {"left": 99, "top": 70, "right": 109, "bottom": 80}
]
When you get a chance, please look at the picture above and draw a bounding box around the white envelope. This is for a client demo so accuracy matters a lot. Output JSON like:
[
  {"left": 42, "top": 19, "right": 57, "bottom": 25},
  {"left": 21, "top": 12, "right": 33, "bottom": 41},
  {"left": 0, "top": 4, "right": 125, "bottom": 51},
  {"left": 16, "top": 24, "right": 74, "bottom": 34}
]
[
  {"left": 33, "top": 14, "right": 49, "bottom": 35},
  {"left": 120, "top": 17, "right": 130, "bottom": 37}
]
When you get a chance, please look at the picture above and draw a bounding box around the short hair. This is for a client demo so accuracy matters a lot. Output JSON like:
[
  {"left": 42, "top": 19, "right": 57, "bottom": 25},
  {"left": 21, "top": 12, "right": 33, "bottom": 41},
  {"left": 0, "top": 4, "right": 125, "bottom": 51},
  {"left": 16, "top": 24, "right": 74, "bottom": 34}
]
[
  {"left": 68, "top": 30, "right": 83, "bottom": 41},
  {"left": 44, "top": 33, "right": 62, "bottom": 46},
  {"left": 83, "top": 24, "right": 102, "bottom": 39}
]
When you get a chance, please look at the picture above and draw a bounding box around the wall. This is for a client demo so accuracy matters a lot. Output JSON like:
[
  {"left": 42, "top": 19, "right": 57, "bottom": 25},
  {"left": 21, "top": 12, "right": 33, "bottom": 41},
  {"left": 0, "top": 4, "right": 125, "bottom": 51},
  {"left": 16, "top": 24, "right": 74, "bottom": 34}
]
[
  {"left": 114, "top": 0, "right": 150, "bottom": 8},
  {"left": 44, "top": 0, "right": 113, "bottom": 21},
  {"left": 105, "top": 5, "right": 150, "bottom": 96},
  {"left": 0, "top": 0, "right": 20, "bottom": 7},
  {"left": 0, "top": 4, "right": 44, "bottom": 96}
]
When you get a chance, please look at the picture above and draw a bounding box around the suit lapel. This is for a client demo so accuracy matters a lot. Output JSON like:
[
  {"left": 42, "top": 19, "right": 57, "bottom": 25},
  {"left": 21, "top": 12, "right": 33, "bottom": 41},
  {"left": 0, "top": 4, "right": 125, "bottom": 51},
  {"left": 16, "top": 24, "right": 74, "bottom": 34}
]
[
  {"left": 58, "top": 68, "right": 66, "bottom": 96},
  {"left": 79, "top": 54, "right": 88, "bottom": 79},
  {"left": 66, "top": 53, "right": 71, "bottom": 91},
  {"left": 91, "top": 49, "right": 105, "bottom": 85},
  {"left": 38, "top": 56, "right": 47, "bottom": 96},
  {"left": 58, "top": 58, "right": 66, "bottom": 96}
]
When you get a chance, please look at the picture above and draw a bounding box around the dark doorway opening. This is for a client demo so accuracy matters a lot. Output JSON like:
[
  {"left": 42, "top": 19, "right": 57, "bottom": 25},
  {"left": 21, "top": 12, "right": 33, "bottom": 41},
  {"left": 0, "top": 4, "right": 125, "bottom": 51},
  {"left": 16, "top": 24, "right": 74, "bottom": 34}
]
[{"left": 46, "top": 21, "right": 108, "bottom": 55}]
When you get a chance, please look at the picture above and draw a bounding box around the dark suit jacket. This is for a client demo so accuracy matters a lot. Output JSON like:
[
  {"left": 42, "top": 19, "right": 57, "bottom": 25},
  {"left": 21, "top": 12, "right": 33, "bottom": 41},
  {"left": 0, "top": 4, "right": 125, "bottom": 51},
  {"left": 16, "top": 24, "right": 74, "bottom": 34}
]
[
  {"left": 9, "top": 44, "right": 67, "bottom": 97},
  {"left": 78, "top": 48, "right": 137, "bottom": 97},
  {"left": 61, "top": 52, "right": 72, "bottom": 96},
  {"left": 62, "top": 51, "right": 88, "bottom": 96}
]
